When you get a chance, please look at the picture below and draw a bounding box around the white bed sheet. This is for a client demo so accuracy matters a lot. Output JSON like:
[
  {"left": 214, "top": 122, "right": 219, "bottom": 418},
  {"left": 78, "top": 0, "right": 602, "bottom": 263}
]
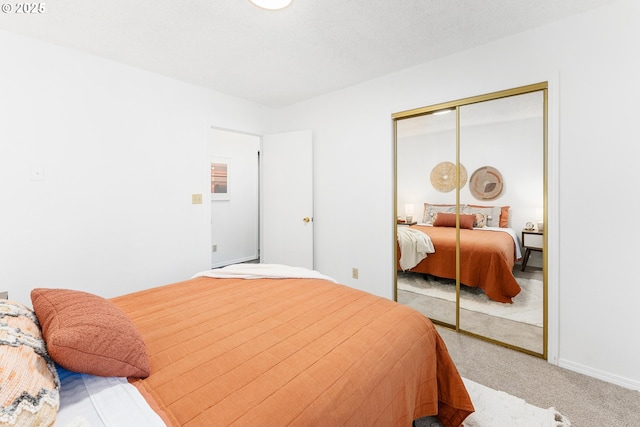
[
  {"left": 192, "top": 262, "right": 337, "bottom": 282},
  {"left": 55, "top": 366, "right": 165, "bottom": 427},
  {"left": 484, "top": 227, "right": 523, "bottom": 260}
]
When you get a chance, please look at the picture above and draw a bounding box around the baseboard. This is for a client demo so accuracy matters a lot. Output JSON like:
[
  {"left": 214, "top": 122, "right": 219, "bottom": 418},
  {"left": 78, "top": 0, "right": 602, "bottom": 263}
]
[
  {"left": 211, "top": 256, "right": 259, "bottom": 269},
  {"left": 559, "top": 358, "right": 640, "bottom": 391}
]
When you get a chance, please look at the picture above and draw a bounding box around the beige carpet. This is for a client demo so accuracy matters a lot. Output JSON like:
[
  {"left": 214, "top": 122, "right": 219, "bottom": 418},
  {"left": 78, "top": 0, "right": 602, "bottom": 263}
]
[{"left": 436, "top": 326, "right": 640, "bottom": 427}]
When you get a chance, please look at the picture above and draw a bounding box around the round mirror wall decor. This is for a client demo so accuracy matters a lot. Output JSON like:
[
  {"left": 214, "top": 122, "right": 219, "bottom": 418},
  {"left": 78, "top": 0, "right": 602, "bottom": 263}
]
[
  {"left": 430, "top": 161, "right": 468, "bottom": 192},
  {"left": 469, "top": 166, "right": 504, "bottom": 200}
]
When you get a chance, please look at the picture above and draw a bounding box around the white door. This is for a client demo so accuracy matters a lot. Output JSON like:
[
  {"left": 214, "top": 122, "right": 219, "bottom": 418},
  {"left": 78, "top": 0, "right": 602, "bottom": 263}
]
[{"left": 260, "top": 130, "right": 314, "bottom": 269}]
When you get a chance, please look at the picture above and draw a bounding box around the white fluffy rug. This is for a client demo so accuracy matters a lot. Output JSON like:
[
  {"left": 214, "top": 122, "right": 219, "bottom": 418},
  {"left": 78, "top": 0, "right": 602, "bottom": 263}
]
[
  {"left": 462, "top": 378, "right": 571, "bottom": 426},
  {"left": 397, "top": 272, "right": 543, "bottom": 327}
]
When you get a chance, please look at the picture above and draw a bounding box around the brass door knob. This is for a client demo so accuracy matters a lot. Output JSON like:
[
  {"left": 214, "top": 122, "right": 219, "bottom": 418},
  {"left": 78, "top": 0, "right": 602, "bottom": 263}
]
[{"left": 303, "top": 217, "right": 311, "bottom": 223}]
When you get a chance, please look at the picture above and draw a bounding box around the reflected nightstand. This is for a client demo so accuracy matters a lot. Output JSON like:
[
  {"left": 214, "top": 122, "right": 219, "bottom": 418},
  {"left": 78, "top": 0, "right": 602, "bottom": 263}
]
[{"left": 521, "top": 229, "right": 543, "bottom": 271}]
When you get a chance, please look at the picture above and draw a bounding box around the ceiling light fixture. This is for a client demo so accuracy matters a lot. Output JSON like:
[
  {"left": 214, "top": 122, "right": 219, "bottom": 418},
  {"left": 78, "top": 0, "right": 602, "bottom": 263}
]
[{"left": 249, "top": 0, "right": 293, "bottom": 11}]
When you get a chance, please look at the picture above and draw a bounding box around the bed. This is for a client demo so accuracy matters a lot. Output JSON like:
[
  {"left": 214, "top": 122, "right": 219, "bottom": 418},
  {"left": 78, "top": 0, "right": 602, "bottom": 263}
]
[
  {"left": 397, "top": 203, "right": 522, "bottom": 303},
  {"left": 1, "top": 264, "right": 474, "bottom": 427}
]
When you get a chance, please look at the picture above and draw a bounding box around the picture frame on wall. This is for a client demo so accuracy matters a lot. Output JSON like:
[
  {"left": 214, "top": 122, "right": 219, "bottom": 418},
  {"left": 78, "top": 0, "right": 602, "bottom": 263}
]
[{"left": 211, "top": 156, "right": 230, "bottom": 200}]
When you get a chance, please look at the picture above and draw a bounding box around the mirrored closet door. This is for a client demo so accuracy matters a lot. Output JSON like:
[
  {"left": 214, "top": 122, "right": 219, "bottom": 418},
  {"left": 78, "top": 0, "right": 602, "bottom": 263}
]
[{"left": 394, "top": 83, "right": 547, "bottom": 357}]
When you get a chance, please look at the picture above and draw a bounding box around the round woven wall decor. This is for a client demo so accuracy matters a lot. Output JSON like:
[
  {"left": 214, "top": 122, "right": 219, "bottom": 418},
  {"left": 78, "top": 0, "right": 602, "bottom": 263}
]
[
  {"left": 430, "top": 162, "right": 468, "bottom": 193},
  {"left": 469, "top": 166, "right": 504, "bottom": 200}
]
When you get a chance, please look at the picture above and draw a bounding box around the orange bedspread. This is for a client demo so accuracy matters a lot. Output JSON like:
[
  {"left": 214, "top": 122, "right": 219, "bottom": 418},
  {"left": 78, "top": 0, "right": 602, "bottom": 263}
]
[
  {"left": 112, "top": 276, "right": 473, "bottom": 427},
  {"left": 398, "top": 225, "right": 520, "bottom": 303}
]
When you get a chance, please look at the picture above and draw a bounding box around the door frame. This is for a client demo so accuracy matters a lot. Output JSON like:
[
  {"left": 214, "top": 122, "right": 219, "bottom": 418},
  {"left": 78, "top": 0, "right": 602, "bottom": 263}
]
[{"left": 209, "top": 126, "right": 261, "bottom": 268}]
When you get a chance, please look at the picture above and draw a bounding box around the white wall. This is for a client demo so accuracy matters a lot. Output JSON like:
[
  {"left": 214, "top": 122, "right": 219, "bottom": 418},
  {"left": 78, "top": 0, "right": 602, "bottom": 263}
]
[
  {"left": 273, "top": 0, "right": 640, "bottom": 390},
  {"left": 0, "top": 30, "right": 274, "bottom": 305},
  {"left": 397, "top": 116, "right": 544, "bottom": 231},
  {"left": 210, "top": 129, "right": 260, "bottom": 267},
  {"left": 398, "top": 128, "right": 458, "bottom": 215}
]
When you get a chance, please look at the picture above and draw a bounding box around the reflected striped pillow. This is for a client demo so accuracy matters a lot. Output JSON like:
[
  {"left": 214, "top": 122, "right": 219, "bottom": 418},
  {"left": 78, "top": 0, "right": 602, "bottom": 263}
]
[{"left": 0, "top": 300, "right": 60, "bottom": 427}]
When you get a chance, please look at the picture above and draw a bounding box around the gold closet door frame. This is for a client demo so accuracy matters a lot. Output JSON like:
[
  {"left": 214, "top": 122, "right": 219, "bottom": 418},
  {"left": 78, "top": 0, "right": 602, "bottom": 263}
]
[{"left": 392, "top": 82, "right": 548, "bottom": 359}]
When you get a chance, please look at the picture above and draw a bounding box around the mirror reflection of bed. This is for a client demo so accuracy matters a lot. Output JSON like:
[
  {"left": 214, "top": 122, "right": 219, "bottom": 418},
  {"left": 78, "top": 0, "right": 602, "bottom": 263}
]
[{"left": 394, "top": 85, "right": 546, "bottom": 357}]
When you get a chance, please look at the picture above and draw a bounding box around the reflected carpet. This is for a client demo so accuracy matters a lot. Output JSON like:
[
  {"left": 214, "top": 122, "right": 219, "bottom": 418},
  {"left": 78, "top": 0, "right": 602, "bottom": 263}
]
[{"left": 397, "top": 272, "right": 543, "bottom": 327}]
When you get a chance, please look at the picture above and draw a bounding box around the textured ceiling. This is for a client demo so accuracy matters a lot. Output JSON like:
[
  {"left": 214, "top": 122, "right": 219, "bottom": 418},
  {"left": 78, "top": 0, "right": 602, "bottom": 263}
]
[{"left": 0, "top": 0, "right": 618, "bottom": 107}]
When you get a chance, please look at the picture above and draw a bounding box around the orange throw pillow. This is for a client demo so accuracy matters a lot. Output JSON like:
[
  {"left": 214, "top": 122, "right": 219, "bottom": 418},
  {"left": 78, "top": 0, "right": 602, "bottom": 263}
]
[
  {"left": 433, "top": 212, "right": 475, "bottom": 230},
  {"left": 31, "top": 288, "right": 150, "bottom": 378}
]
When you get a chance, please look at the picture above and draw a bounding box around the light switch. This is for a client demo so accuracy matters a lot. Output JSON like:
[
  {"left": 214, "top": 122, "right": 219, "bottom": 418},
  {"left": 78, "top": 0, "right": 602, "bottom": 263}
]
[{"left": 192, "top": 194, "right": 203, "bottom": 204}]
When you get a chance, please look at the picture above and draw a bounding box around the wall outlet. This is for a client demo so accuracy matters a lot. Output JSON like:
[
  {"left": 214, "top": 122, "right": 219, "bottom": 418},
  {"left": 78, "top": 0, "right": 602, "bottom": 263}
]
[
  {"left": 352, "top": 268, "right": 358, "bottom": 279},
  {"left": 192, "top": 193, "right": 203, "bottom": 204},
  {"left": 0, "top": 291, "right": 8, "bottom": 299},
  {"left": 212, "top": 244, "right": 217, "bottom": 252}
]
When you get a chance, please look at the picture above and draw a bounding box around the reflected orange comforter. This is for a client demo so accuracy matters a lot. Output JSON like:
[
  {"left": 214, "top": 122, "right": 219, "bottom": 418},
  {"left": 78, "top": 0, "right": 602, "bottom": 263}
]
[
  {"left": 112, "top": 276, "right": 473, "bottom": 427},
  {"left": 398, "top": 225, "right": 521, "bottom": 303}
]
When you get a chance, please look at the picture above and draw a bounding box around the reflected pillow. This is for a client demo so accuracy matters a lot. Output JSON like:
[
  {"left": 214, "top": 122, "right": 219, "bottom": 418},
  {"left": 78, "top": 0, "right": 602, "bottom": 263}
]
[
  {"left": 422, "top": 203, "right": 457, "bottom": 224},
  {"left": 433, "top": 212, "right": 475, "bottom": 229},
  {"left": 31, "top": 288, "right": 150, "bottom": 378},
  {"left": 463, "top": 205, "right": 499, "bottom": 227},
  {"left": 464, "top": 204, "right": 510, "bottom": 228},
  {"left": 499, "top": 206, "right": 510, "bottom": 228},
  {"left": 472, "top": 212, "right": 488, "bottom": 228}
]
